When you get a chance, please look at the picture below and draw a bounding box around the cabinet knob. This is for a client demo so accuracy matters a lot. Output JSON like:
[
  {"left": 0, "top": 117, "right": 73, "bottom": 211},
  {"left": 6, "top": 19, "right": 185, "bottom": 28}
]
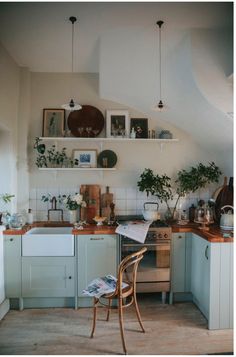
[
  {"left": 178, "top": 235, "right": 182, "bottom": 239},
  {"left": 68, "top": 276, "right": 72, "bottom": 279},
  {"left": 10, "top": 238, "right": 14, "bottom": 242}
]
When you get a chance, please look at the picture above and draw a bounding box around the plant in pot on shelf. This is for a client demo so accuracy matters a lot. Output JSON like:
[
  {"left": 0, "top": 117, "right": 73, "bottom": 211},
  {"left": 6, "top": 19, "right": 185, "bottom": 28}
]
[
  {"left": 0, "top": 193, "right": 15, "bottom": 225},
  {"left": 137, "top": 162, "right": 222, "bottom": 222}
]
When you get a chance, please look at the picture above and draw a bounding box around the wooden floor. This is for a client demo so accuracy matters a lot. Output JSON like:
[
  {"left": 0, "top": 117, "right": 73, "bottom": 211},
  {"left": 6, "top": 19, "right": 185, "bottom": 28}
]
[{"left": 0, "top": 295, "right": 233, "bottom": 355}]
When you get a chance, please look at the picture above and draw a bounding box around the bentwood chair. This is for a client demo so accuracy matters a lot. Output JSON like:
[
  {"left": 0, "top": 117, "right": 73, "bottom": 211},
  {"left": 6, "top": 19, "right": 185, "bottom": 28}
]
[{"left": 90, "top": 247, "right": 147, "bottom": 355}]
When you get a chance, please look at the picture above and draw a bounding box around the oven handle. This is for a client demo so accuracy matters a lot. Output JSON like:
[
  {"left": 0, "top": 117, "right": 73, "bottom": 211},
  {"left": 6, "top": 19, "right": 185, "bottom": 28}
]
[{"left": 122, "top": 243, "right": 170, "bottom": 247}]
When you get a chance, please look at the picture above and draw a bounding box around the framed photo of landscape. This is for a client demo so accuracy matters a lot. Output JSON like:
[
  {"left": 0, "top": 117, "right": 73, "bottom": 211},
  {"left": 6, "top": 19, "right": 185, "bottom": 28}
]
[
  {"left": 130, "top": 118, "right": 148, "bottom": 139},
  {"left": 106, "top": 110, "right": 129, "bottom": 138},
  {"left": 72, "top": 149, "right": 97, "bottom": 168},
  {"left": 43, "top": 109, "right": 65, "bottom": 137}
]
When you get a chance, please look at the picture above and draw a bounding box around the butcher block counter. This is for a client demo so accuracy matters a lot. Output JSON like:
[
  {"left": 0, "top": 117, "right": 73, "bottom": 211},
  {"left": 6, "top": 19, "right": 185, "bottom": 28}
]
[{"left": 3, "top": 221, "right": 233, "bottom": 242}]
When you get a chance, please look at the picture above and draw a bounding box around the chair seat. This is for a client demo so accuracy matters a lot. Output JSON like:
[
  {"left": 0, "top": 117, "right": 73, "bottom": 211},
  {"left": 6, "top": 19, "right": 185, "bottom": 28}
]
[{"left": 102, "top": 282, "right": 133, "bottom": 299}]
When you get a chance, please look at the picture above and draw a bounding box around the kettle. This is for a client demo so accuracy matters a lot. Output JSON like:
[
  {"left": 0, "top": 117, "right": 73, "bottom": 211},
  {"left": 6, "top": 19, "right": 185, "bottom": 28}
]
[{"left": 220, "top": 205, "right": 234, "bottom": 230}]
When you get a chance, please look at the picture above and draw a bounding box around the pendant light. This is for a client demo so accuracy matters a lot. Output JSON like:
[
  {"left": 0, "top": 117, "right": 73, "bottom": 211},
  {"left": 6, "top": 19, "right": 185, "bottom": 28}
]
[
  {"left": 62, "top": 16, "right": 82, "bottom": 111},
  {"left": 154, "top": 20, "right": 164, "bottom": 112}
]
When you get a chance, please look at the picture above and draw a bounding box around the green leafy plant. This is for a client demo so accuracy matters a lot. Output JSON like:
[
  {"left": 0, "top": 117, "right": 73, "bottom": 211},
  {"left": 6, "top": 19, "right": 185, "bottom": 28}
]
[
  {"left": 137, "top": 162, "right": 222, "bottom": 221},
  {"left": 0, "top": 193, "right": 15, "bottom": 203}
]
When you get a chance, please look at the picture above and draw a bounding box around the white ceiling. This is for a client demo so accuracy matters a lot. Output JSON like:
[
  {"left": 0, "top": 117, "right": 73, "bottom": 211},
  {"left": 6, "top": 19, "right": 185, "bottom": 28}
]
[{"left": 0, "top": 2, "right": 233, "bottom": 72}]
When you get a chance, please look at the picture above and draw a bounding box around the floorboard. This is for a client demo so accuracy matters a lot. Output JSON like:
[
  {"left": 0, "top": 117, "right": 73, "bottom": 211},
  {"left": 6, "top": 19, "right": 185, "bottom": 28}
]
[{"left": 0, "top": 295, "right": 233, "bottom": 355}]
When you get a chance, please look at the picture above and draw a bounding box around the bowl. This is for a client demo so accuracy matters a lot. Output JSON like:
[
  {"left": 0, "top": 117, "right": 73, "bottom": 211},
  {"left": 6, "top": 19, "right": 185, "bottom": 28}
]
[{"left": 93, "top": 216, "right": 107, "bottom": 226}]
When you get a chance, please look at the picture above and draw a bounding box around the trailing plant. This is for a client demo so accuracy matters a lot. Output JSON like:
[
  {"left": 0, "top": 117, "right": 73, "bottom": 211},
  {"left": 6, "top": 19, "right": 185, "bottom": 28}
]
[
  {"left": 0, "top": 193, "right": 15, "bottom": 203},
  {"left": 33, "top": 137, "right": 78, "bottom": 168}
]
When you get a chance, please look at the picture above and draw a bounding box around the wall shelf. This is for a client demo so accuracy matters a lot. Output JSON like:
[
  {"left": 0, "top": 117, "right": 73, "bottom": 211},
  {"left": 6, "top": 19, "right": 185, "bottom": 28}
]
[
  {"left": 39, "top": 137, "right": 179, "bottom": 143},
  {"left": 38, "top": 168, "right": 116, "bottom": 171}
]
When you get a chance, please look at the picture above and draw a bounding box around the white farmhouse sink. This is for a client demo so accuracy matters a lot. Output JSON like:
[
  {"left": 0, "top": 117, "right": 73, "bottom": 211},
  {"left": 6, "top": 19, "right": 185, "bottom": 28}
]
[{"left": 22, "top": 227, "right": 74, "bottom": 257}]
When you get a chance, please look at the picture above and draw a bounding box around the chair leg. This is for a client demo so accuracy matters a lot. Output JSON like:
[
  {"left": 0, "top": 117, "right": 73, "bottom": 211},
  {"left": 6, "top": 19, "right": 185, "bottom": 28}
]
[
  {"left": 106, "top": 298, "right": 112, "bottom": 321},
  {"left": 118, "top": 297, "right": 127, "bottom": 354},
  {"left": 133, "top": 293, "right": 145, "bottom": 333},
  {"left": 90, "top": 297, "right": 98, "bottom": 338}
]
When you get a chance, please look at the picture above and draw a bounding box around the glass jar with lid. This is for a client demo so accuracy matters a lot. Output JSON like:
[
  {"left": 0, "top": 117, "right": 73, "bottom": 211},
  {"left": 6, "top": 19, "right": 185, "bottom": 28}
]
[{"left": 10, "top": 213, "right": 25, "bottom": 229}]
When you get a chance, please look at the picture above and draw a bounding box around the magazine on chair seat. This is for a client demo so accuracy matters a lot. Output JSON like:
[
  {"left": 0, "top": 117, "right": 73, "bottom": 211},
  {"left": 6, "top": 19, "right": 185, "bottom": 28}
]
[{"left": 82, "top": 275, "right": 129, "bottom": 298}]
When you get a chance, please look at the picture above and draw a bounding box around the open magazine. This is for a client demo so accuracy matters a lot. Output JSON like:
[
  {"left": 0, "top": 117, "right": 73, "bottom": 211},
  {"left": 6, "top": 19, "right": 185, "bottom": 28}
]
[{"left": 82, "top": 275, "right": 128, "bottom": 298}]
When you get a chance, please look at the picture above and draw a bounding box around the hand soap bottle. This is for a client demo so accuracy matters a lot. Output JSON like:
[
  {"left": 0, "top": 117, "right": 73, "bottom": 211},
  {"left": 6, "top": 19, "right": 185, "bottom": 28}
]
[{"left": 27, "top": 209, "right": 34, "bottom": 224}]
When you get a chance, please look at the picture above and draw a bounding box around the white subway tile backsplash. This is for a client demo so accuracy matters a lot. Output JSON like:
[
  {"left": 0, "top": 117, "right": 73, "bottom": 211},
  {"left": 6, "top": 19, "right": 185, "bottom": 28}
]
[
  {"left": 126, "top": 200, "right": 136, "bottom": 210},
  {"left": 115, "top": 188, "right": 126, "bottom": 199},
  {"left": 29, "top": 189, "right": 36, "bottom": 200},
  {"left": 115, "top": 199, "right": 126, "bottom": 210},
  {"left": 36, "top": 199, "right": 48, "bottom": 211},
  {"left": 126, "top": 188, "right": 137, "bottom": 199},
  {"left": 29, "top": 199, "right": 37, "bottom": 211}
]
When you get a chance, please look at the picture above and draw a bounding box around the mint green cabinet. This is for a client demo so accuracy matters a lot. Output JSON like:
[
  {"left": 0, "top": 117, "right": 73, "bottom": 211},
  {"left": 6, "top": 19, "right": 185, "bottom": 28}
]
[
  {"left": 77, "top": 234, "right": 118, "bottom": 297},
  {"left": 4, "top": 235, "right": 21, "bottom": 298},
  {"left": 191, "top": 233, "right": 210, "bottom": 319},
  {"left": 22, "top": 257, "right": 75, "bottom": 297},
  {"left": 171, "top": 233, "right": 192, "bottom": 293}
]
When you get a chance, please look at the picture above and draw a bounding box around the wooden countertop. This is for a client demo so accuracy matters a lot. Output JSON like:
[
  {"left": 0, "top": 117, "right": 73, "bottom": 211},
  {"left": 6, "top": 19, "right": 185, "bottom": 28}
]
[
  {"left": 172, "top": 223, "right": 233, "bottom": 243},
  {"left": 3, "top": 221, "right": 233, "bottom": 242}
]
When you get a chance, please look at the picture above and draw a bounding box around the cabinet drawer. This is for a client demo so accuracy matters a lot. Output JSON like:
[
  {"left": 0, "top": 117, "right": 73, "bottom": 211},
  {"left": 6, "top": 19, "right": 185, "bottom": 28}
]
[{"left": 22, "top": 257, "right": 75, "bottom": 297}]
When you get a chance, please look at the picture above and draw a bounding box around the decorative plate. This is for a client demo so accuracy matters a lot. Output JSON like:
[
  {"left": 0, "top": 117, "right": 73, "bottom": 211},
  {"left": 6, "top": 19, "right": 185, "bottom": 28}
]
[
  {"left": 97, "top": 150, "right": 117, "bottom": 168},
  {"left": 67, "top": 105, "right": 104, "bottom": 137}
]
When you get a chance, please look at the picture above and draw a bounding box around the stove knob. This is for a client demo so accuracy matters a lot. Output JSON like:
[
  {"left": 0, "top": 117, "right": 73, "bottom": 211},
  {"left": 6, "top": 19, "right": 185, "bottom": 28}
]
[
  {"left": 158, "top": 233, "right": 162, "bottom": 238},
  {"left": 164, "top": 233, "right": 168, "bottom": 239},
  {"left": 152, "top": 233, "right": 157, "bottom": 239}
]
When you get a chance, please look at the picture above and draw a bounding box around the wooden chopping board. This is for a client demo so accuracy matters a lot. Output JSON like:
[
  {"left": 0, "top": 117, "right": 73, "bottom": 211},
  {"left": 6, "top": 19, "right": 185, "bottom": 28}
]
[
  {"left": 212, "top": 176, "right": 227, "bottom": 201},
  {"left": 101, "top": 187, "right": 114, "bottom": 219},
  {"left": 80, "top": 185, "right": 101, "bottom": 223},
  {"left": 215, "top": 177, "right": 233, "bottom": 222}
]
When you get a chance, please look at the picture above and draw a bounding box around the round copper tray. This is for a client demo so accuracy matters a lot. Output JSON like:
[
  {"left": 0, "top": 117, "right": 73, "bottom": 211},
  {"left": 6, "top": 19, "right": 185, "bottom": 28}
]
[{"left": 67, "top": 105, "right": 104, "bottom": 137}]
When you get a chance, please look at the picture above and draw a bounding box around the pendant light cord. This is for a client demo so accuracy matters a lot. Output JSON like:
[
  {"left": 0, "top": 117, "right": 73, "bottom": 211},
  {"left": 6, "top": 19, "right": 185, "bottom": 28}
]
[
  {"left": 159, "top": 24, "right": 162, "bottom": 100},
  {"left": 71, "top": 20, "right": 74, "bottom": 73}
]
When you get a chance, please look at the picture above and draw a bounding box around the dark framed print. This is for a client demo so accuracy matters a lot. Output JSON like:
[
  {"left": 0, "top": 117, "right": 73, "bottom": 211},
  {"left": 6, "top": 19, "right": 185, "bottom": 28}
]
[
  {"left": 130, "top": 118, "right": 148, "bottom": 139},
  {"left": 106, "top": 110, "right": 129, "bottom": 138},
  {"left": 43, "top": 109, "right": 65, "bottom": 137}
]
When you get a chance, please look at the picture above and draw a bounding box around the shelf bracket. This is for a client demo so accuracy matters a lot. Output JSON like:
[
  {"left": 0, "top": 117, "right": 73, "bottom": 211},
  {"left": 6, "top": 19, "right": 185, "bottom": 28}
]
[{"left": 159, "top": 143, "right": 164, "bottom": 152}]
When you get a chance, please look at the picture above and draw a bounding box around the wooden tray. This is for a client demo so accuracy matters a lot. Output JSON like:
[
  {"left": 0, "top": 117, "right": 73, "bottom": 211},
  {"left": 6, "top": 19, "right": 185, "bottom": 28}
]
[{"left": 67, "top": 105, "right": 104, "bottom": 137}]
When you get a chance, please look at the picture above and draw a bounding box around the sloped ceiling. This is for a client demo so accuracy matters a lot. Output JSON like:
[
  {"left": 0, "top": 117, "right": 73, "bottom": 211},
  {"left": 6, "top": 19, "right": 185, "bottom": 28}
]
[{"left": 0, "top": 2, "right": 233, "bottom": 167}]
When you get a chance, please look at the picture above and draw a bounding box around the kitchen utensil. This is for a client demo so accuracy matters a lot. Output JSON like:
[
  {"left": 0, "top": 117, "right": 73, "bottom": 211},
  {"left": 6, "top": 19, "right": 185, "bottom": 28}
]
[
  {"left": 67, "top": 105, "right": 104, "bottom": 137},
  {"left": 80, "top": 185, "right": 101, "bottom": 223},
  {"left": 220, "top": 205, "right": 234, "bottom": 230},
  {"left": 101, "top": 187, "right": 113, "bottom": 218},
  {"left": 97, "top": 150, "right": 117, "bottom": 168},
  {"left": 215, "top": 177, "right": 233, "bottom": 222},
  {"left": 142, "top": 202, "right": 160, "bottom": 221}
]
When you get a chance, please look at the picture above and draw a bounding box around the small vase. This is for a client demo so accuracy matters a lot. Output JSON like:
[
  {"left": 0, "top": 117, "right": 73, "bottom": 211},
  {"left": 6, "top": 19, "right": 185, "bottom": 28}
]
[
  {"left": 164, "top": 207, "right": 178, "bottom": 222},
  {"left": 69, "top": 210, "right": 77, "bottom": 224}
]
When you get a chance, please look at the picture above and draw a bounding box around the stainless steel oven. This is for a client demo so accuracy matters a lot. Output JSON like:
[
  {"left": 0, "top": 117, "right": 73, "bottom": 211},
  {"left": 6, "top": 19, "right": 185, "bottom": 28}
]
[{"left": 118, "top": 217, "right": 172, "bottom": 303}]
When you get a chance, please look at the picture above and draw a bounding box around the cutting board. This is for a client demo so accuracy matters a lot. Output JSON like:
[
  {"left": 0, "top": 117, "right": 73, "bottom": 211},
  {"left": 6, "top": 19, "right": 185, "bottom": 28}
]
[
  {"left": 212, "top": 176, "right": 227, "bottom": 201},
  {"left": 80, "top": 185, "right": 101, "bottom": 223},
  {"left": 101, "top": 187, "right": 113, "bottom": 220},
  {"left": 215, "top": 177, "right": 233, "bottom": 222}
]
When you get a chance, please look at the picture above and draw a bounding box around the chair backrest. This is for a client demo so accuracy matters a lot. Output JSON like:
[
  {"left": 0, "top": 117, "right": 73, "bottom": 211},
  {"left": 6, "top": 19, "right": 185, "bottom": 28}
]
[{"left": 117, "top": 247, "right": 147, "bottom": 293}]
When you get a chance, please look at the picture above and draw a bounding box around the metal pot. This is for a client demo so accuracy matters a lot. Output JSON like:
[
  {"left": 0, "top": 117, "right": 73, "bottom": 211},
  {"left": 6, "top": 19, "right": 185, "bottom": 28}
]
[
  {"left": 142, "top": 202, "right": 160, "bottom": 221},
  {"left": 220, "top": 205, "right": 234, "bottom": 230}
]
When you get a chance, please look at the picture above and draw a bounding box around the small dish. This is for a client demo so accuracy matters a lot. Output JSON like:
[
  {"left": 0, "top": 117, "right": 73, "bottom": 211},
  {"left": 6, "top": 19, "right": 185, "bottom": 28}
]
[{"left": 93, "top": 216, "right": 107, "bottom": 226}]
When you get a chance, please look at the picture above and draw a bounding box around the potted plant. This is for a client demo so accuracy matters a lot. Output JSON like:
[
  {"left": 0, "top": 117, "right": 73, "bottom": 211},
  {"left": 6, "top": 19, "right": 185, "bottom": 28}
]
[
  {"left": 0, "top": 193, "right": 15, "bottom": 225},
  {"left": 61, "top": 193, "right": 87, "bottom": 223},
  {"left": 137, "top": 162, "right": 222, "bottom": 221}
]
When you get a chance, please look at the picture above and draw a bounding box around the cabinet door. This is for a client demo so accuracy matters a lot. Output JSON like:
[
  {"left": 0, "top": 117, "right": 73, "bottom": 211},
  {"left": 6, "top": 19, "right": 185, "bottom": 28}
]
[
  {"left": 22, "top": 257, "right": 75, "bottom": 297},
  {"left": 78, "top": 234, "right": 117, "bottom": 296},
  {"left": 4, "top": 235, "right": 21, "bottom": 298},
  {"left": 171, "top": 233, "right": 186, "bottom": 292},
  {"left": 191, "top": 234, "right": 210, "bottom": 319}
]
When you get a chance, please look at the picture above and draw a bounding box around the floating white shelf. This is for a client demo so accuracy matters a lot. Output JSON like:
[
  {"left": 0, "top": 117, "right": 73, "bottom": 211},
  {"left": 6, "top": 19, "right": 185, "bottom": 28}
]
[
  {"left": 38, "top": 167, "right": 116, "bottom": 171},
  {"left": 39, "top": 137, "right": 179, "bottom": 143}
]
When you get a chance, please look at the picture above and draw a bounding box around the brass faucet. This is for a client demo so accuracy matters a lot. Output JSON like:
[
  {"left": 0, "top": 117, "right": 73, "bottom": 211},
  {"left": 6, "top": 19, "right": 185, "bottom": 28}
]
[{"left": 47, "top": 196, "right": 64, "bottom": 221}]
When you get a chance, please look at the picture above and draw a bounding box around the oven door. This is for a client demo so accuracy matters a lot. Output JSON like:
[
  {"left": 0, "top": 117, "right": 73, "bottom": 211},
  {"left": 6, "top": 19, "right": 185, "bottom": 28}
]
[{"left": 121, "top": 240, "right": 171, "bottom": 292}]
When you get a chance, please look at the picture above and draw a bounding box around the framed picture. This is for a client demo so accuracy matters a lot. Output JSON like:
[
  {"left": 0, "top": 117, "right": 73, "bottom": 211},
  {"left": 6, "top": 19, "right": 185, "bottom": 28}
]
[
  {"left": 72, "top": 149, "right": 97, "bottom": 168},
  {"left": 106, "top": 110, "right": 129, "bottom": 138},
  {"left": 130, "top": 118, "right": 148, "bottom": 139},
  {"left": 43, "top": 109, "right": 65, "bottom": 137}
]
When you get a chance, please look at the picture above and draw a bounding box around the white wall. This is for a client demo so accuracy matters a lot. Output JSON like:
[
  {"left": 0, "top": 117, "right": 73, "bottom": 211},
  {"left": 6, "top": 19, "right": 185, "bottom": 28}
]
[
  {"left": 27, "top": 72, "right": 223, "bottom": 220},
  {"left": 0, "top": 42, "right": 20, "bottom": 212},
  {"left": 0, "top": 226, "right": 5, "bottom": 304}
]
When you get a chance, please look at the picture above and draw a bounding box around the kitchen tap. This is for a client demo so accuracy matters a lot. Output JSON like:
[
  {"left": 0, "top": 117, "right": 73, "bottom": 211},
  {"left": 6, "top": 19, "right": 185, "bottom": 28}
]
[{"left": 47, "top": 196, "right": 64, "bottom": 221}]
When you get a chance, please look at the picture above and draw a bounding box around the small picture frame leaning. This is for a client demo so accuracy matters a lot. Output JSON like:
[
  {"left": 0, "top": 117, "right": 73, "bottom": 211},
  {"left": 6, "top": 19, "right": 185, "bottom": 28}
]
[
  {"left": 72, "top": 149, "right": 97, "bottom": 168},
  {"left": 43, "top": 109, "right": 65, "bottom": 137},
  {"left": 130, "top": 118, "right": 148, "bottom": 139},
  {"left": 106, "top": 110, "right": 129, "bottom": 138}
]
